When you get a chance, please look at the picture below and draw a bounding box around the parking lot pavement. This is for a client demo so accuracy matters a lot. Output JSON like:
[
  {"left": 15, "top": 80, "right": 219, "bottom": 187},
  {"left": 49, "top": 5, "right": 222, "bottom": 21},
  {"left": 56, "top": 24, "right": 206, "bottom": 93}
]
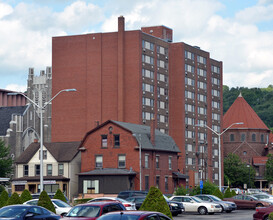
[{"left": 173, "top": 209, "right": 255, "bottom": 220}]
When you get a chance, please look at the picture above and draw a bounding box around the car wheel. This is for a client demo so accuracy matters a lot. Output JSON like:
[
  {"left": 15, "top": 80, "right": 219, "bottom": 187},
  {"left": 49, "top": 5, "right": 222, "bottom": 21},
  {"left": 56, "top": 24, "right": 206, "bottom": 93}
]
[
  {"left": 226, "top": 210, "right": 232, "bottom": 213},
  {"left": 172, "top": 212, "right": 178, "bottom": 216},
  {"left": 256, "top": 203, "right": 264, "bottom": 207},
  {"left": 198, "top": 206, "right": 207, "bottom": 215},
  {"left": 264, "top": 216, "right": 268, "bottom": 220}
]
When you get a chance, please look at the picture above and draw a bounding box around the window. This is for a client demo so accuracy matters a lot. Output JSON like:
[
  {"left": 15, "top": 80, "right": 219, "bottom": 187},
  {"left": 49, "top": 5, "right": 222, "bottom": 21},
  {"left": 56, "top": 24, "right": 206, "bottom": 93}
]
[
  {"left": 214, "top": 173, "right": 219, "bottom": 180},
  {"left": 241, "top": 134, "right": 246, "bottom": 142},
  {"left": 197, "top": 68, "right": 207, "bottom": 77},
  {"left": 186, "top": 144, "right": 193, "bottom": 152},
  {"left": 212, "top": 101, "right": 220, "bottom": 109},
  {"left": 157, "top": 59, "right": 168, "bottom": 69},
  {"left": 197, "top": 119, "right": 207, "bottom": 126},
  {"left": 211, "top": 77, "right": 220, "bottom": 85},
  {"left": 199, "top": 158, "right": 204, "bottom": 166},
  {"left": 15, "top": 185, "right": 25, "bottom": 191},
  {"left": 185, "top": 130, "right": 195, "bottom": 138},
  {"left": 143, "top": 97, "right": 154, "bottom": 107},
  {"left": 114, "top": 135, "right": 120, "bottom": 147},
  {"left": 47, "top": 164, "right": 52, "bottom": 176},
  {"left": 185, "top": 117, "right": 195, "bottom": 125},
  {"left": 185, "top": 104, "right": 195, "bottom": 112},
  {"left": 185, "top": 90, "right": 195, "bottom": 99},
  {"left": 197, "top": 55, "right": 206, "bottom": 64},
  {"left": 157, "top": 100, "right": 167, "bottom": 109},
  {"left": 142, "top": 112, "right": 154, "bottom": 120},
  {"left": 197, "top": 94, "right": 207, "bottom": 102},
  {"left": 185, "top": 51, "right": 194, "bottom": 60},
  {"left": 186, "top": 157, "right": 196, "bottom": 165},
  {"left": 185, "top": 77, "right": 195, "bottom": 86},
  {"left": 261, "top": 134, "right": 264, "bottom": 142},
  {"left": 198, "top": 145, "right": 207, "bottom": 153},
  {"left": 168, "top": 156, "right": 172, "bottom": 170},
  {"left": 156, "top": 176, "right": 160, "bottom": 188},
  {"left": 212, "top": 137, "right": 218, "bottom": 144},
  {"left": 44, "top": 184, "right": 59, "bottom": 193},
  {"left": 157, "top": 46, "right": 168, "bottom": 55},
  {"left": 252, "top": 134, "right": 256, "bottom": 142},
  {"left": 198, "top": 107, "right": 207, "bottom": 115},
  {"left": 211, "top": 65, "right": 220, "bottom": 74},
  {"left": 214, "top": 161, "right": 219, "bottom": 168},
  {"left": 157, "top": 73, "right": 168, "bottom": 82},
  {"left": 157, "top": 87, "right": 168, "bottom": 96},
  {"left": 145, "top": 155, "right": 149, "bottom": 168},
  {"left": 24, "top": 165, "right": 28, "bottom": 176},
  {"left": 142, "top": 55, "right": 154, "bottom": 65},
  {"left": 35, "top": 165, "right": 40, "bottom": 176},
  {"left": 101, "top": 135, "right": 107, "bottom": 148},
  {"left": 142, "top": 69, "right": 154, "bottom": 79},
  {"left": 243, "top": 151, "right": 247, "bottom": 155},
  {"left": 213, "top": 149, "right": 218, "bottom": 156},
  {"left": 95, "top": 155, "right": 103, "bottom": 168},
  {"left": 212, "top": 89, "right": 220, "bottom": 97},
  {"left": 165, "top": 176, "right": 169, "bottom": 192},
  {"left": 197, "top": 81, "right": 207, "bottom": 90},
  {"left": 83, "top": 180, "right": 99, "bottom": 194},
  {"left": 58, "top": 164, "right": 64, "bottom": 175},
  {"left": 212, "top": 125, "right": 220, "bottom": 133},
  {"left": 145, "top": 176, "right": 149, "bottom": 191},
  {"left": 142, "top": 83, "right": 154, "bottom": 93},
  {"left": 39, "top": 150, "right": 47, "bottom": 160},
  {"left": 212, "top": 113, "right": 220, "bottom": 120},
  {"left": 157, "top": 114, "right": 168, "bottom": 123},
  {"left": 198, "top": 132, "right": 207, "bottom": 141},
  {"left": 185, "top": 64, "right": 195, "bottom": 73},
  {"left": 156, "top": 156, "right": 160, "bottom": 169},
  {"left": 118, "top": 155, "right": 126, "bottom": 168},
  {"left": 230, "top": 134, "right": 235, "bottom": 141},
  {"left": 142, "top": 40, "right": 154, "bottom": 51}
]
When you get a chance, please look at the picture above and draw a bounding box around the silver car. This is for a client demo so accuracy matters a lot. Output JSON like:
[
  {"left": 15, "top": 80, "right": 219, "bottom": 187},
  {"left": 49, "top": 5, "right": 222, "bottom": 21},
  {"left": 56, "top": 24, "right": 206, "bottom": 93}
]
[{"left": 195, "top": 194, "right": 237, "bottom": 213}]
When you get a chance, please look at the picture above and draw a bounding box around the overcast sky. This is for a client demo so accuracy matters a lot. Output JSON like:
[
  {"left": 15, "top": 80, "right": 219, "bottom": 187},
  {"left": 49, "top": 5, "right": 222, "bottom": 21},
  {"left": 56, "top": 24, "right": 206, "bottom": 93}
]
[{"left": 1, "top": 0, "right": 273, "bottom": 92}]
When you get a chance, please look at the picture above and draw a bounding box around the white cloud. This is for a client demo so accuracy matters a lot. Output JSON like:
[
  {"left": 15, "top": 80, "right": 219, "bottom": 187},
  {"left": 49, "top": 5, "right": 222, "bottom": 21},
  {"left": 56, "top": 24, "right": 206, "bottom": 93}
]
[{"left": 5, "top": 84, "right": 27, "bottom": 92}]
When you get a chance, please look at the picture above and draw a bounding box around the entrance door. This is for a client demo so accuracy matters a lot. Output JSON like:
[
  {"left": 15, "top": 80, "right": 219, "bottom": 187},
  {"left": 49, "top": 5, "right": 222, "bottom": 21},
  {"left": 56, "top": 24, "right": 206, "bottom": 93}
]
[{"left": 28, "top": 184, "right": 36, "bottom": 193}]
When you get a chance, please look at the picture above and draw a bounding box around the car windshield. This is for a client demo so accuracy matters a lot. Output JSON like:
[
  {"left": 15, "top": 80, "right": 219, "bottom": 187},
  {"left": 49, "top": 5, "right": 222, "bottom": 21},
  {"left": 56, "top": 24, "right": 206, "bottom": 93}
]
[
  {"left": 67, "top": 206, "right": 101, "bottom": 217},
  {"left": 53, "top": 200, "right": 71, "bottom": 208},
  {"left": 98, "top": 213, "right": 140, "bottom": 220},
  {"left": 209, "top": 195, "right": 221, "bottom": 201},
  {"left": 0, "top": 206, "right": 27, "bottom": 218},
  {"left": 191, "top": 197, "right": 203, "bottom": 203}
]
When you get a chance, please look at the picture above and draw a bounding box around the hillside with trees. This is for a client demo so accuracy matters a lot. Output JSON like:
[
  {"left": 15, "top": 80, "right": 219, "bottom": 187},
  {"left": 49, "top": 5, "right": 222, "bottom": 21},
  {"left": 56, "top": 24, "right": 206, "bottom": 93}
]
[{"left": 223, "top": 85, "right": 273, "bottom": 131}]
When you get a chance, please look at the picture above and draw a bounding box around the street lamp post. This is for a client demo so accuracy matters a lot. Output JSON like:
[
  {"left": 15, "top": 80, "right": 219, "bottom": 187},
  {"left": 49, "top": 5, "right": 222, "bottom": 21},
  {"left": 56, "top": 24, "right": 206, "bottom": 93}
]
[
  {"left": 195, "top": 122, "right": 243, "bottom": 191},
  {"left": 133, "top": 133, "right": 142, "bottom": 190},
  {"left": 8, "top": 88, "right": 76, "bottom": 192}
]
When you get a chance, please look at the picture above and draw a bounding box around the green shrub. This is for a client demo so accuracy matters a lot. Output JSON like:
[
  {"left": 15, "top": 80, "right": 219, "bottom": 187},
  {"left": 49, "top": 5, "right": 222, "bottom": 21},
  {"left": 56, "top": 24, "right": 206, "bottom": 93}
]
[
  {"left": 53, "top": 189, "right": 67, "bottom": 203},
  {"left": 20, "top": 189, "right": 32, "bottom": 203},
  {"left": 73, "top": 198, "right": 91, "bottom": 205},
  {"left": 139, "top": 187, "right": 173, "bottom": 219},
  {"left": 0, "top": 185, "right": 5, "bottom": 195},
  {"left": 0, "top": 190, "right": 9, "bottom": 207},
  {"left": 269, "top": 212, "right": 273, "bottom": 220},
  {"left": 223, "top": 188, "right": 233, "bottom": 198},
  {"left": 174, "top": 184, "right": 187, "bottom": 195},
  {"left": 6, "top": 192, "right": 21, "bottom": 205},
  {"left": 212, "top": 188, "right": 224, "bottom": 200},
  {"left": 37, "top": 191, "right": 56, "bottom": 213},
  {"left": 231, "top": 190, "right": 237, "bottom": 197}
]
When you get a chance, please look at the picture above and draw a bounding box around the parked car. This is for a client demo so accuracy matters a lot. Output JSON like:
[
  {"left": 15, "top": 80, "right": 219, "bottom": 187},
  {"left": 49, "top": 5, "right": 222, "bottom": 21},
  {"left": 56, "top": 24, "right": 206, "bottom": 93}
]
[
  {"left": 117, "top": 190, "right": 148, "bottom": 200},
  {"left": 31, "top": 192, "right": 69, "bottom": 203},
  {"left": 223, "top": 194, "right": 272, "bottom": 209},
  {"left": 195, "top": 194, "right": 237, "bottom": 213},
  {"left": 87, "top": 197, "right": 136, "bottom": 210},
  {"left": 247, "top": 188, "right": 265, "bottom": 194},
  {"left": 229, "top": 188, "right": 243, "bottom": 195},
  {"left": 253, "top": 205, "right": 273, "bottom": 220},
  {"left": 252, "top": 194, "right": 273, "bottom": 203},
  {"left": 97, "top": 210, "right": 172, "bottom": 220},
  {"left": 62, "top": 201, "right": 126, "bottom": 219},
  {"left": 125, "top": 195, "right": 184, "bottom": 216},
  {"left": 169, "top": 195, "right": 222, "bottom": 215},
  {"left": 24, "top": 198, "right": 72, "bottom": 215},
  {"left": 0, "top": 204, "right": 61, "bottom": 220}
]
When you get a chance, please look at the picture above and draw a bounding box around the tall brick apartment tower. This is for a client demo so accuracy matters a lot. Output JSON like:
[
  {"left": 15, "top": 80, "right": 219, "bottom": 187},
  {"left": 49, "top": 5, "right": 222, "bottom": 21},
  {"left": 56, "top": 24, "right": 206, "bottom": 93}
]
[{"left": 52, "top": 16, "right": 223, "bottom": 187}]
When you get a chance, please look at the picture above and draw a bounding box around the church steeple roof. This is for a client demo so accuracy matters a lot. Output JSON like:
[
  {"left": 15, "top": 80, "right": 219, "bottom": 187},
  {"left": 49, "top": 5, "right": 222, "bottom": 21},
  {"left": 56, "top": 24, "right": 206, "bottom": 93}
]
[{"left": 223, "top": 94, "right": 269, "bottom": 130}]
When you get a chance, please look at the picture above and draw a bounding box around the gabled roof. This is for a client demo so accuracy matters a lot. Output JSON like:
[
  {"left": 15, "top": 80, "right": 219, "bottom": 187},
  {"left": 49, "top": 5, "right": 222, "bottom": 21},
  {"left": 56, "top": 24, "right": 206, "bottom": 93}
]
[
  {"left": 79, "top": 120, "right": 180, "bottom": 153},
  {"left": 223, "top": 94, "right": 269, "bottom": 130},
  {"left": 0, "top": 106, "right": 28, "bottom": 135},
  {"left": 253, "top": 156, "right": 268, "bottom": 165},
  {"left": 15, "top": 141, "right": 80, "bottom": 164}
]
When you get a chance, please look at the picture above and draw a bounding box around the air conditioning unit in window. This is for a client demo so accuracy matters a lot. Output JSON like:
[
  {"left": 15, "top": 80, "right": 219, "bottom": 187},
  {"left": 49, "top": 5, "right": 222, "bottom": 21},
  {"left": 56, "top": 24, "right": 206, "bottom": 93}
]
[
  {"left": 158, "top": 94, "right": 160, "bottom": 98},
  {"left": 143, "top": 48, "right": 146, "bottom": 52},
  {"left": 143, "top": 91, "right": 145, "bottom": 95},
  {"left": 212, "top": 156, "right": 215, "bottom": 159},
  {"left": 166, "top": 56, "right": 168, "bottom": 60},
  {"left": 142, "top": 119, "right": 146, "bottom": 124}
]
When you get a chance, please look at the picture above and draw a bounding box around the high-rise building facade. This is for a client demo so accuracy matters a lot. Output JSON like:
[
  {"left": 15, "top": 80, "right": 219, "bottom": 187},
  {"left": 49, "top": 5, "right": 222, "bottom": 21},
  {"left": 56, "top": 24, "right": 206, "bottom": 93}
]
[{"left": 52, "top": 16, "right": 222, "bottom": 186}]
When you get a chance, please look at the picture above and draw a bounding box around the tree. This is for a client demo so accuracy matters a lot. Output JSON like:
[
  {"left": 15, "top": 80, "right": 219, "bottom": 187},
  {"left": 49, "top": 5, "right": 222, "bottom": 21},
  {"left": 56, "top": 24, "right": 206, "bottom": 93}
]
[
  {"left": 213, "top": 188, "right": 224, "bottom": 200},
  {"left": 6, "top": 192, "right": 21, "bottom": 205},
  {"left": 37, "top": 191, "right": 56, "bottom": 213},
  {"left": 174, "top": 184, "right": 188, "bottom": 195},
  {"left": 139, "top": 187, "right": 173, "bottom": 219},
  {"left": 223, "top": 188, "right": 233, "bottom": 198},
  {"left": 20, "top": 189, "right": 32, "bottom": 203},
  {"left": 0, "top": 190, "right": 9, "bottom": 207},
  {"left": 265, "top": 154, "right": 273, "bottom": 183},
  {"left": 53, "top": 189, "right": 67, "bottom": 203},
  {"left": 0, "top": 139, "right": 13, "bottom": 179},
  {"left": 224, "top": 153, "right": 255, "bottom": 188}
]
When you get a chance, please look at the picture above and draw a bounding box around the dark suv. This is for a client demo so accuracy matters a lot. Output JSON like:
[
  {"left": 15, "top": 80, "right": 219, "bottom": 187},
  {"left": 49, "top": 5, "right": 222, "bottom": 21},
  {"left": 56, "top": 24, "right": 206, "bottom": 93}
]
[{"left": 117, "top": 191, "right": 148, "bottom": 200}]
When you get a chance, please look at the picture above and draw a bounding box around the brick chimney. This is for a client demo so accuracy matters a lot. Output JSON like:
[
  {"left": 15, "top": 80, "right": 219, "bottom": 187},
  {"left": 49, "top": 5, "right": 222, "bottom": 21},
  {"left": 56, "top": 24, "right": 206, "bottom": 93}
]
[
  {"left": 150, "top": 118, "right": 155, "bottom": 146},
  {"left": 95, "top": 120, "right": 100, "bottom": 127},
  {"left": 34, "top": 139, "right": 38, "bottom": 143}
]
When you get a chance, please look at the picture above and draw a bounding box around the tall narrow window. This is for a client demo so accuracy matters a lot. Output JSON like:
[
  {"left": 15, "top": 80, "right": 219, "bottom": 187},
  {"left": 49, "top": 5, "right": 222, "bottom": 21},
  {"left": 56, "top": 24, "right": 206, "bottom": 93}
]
[
  {"left": 156, "top": 176, "right": 160, "bottom": 188},
  {"left": 145, "top": 176, "right": 149, "bottom": 191},
  {"left": 261, "top": 134, "right": 264, "bottom": 142},
  {"left": 101, "top": 135, "right": 107, "bottom": 148},
  {"left": 47, "top": 164, "right": 52, "bottom": 176},
  {"left": 241, "top": 134, "right": 246, "bottom": 142},
  {"left": 145, "top": 155, "right": 149, "bottom": 168},
  {"left": 114, "top": 135, "right": 120, "bottom": 147},
  {"left": 168, "top": 156, "right": 172, "bottom": 170},
  {"left": 252, "top": 134, "right": 256, "bottom": 142},
  {"left": 35, "top": 165, "right": 40, "bottom": 176},
  {"left": 24, "top": 165, "right": 29, "bottom": 176},
  {"left": 58, "top": 164, "right": 64, "bottom": 175},
  {"left": 165, "top": 176, "right": 168, "bottom": 192},
  {"left": 118, "top": 155, "right": 126, "bottom": 168},
  {"left": 156, "top": 156, "right": 160, "bottom": 169},
  {"left": 95, "top": 155, "right": 103, "bottom": 168},
  {"left": 39, "top": 150, "right": 47, "bottom": 160}
]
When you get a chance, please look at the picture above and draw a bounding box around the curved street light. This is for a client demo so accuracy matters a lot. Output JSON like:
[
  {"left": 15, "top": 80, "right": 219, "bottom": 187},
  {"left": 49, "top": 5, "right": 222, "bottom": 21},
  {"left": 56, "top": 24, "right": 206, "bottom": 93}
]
[
  {"left": 8, "top": 88, "right": 77, "bottom": 192},
  {"left": 195, "top": 122, "right": 244, "bottom": 191}
]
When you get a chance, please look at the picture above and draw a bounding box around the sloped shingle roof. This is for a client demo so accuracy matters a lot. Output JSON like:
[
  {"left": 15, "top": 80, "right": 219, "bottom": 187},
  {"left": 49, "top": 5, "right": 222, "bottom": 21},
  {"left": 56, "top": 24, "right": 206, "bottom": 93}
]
[
  {"left": 0, "top": 106, "right": 27, "bottom": 135},
  {"left": 253, "top": 156, "right": 268, "bottom": 165},
  {"left": 223, "top": 94, "right": 269, "bottom": 130},
  {"left": 15, "top": 141, "right": 80, "bottom": 164}
]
